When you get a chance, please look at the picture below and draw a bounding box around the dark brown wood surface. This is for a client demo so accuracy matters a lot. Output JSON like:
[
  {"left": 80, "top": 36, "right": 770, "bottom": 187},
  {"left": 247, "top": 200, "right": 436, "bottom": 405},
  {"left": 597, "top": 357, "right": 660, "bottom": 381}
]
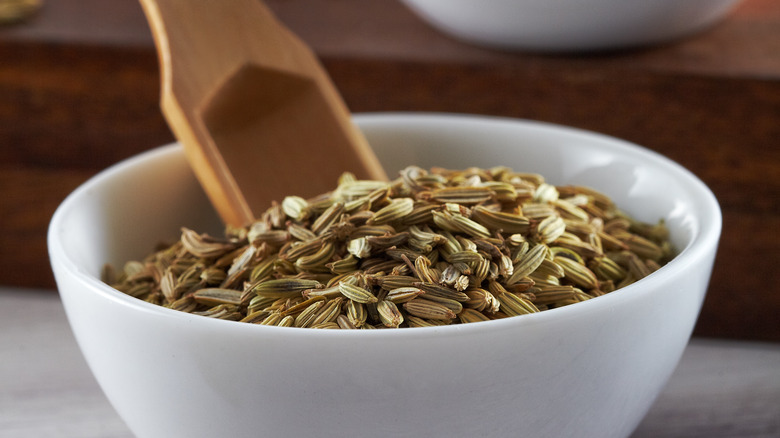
[{"left": 1, "top": 0, "right": 778, "bottom": 341}]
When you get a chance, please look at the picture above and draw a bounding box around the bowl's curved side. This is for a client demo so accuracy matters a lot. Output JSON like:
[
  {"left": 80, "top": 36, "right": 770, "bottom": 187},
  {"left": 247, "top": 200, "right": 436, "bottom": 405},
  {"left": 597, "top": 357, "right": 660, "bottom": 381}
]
[
  {"left": 51, "top": 258, "right": 715, "bottom": 438},
  {"left": 49, "top": 114, "right": 721, "bottom": 438}
]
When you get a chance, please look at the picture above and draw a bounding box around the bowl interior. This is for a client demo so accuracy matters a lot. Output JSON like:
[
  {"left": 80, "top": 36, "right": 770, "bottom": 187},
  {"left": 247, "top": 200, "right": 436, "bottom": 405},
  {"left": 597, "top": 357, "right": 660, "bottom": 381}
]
[
  {"left": 51, "top": 113, "right": 720, "bottom": 307},
  {"left": 51, "top": 145, "right": 222, "bottom": 280},
  {"left": 360, "top": 114, "right": 718, "bottom": 255}
]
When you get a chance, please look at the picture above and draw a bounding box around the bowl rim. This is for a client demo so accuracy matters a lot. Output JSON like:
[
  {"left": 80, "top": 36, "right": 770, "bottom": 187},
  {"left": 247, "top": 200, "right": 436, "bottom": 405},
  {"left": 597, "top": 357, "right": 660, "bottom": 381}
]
[{"left": 48, "top": 112, "right": 722, "bottom": 340}]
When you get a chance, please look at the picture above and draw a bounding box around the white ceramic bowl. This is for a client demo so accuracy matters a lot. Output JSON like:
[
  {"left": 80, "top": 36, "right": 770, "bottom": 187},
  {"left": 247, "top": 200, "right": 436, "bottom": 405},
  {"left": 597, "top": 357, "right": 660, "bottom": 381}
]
[
  {"left": 399, "top": 0, "right": 741, "bottom": 51},
  {"left": 49, "top": 113, "right": 721, "bottom": 438}
]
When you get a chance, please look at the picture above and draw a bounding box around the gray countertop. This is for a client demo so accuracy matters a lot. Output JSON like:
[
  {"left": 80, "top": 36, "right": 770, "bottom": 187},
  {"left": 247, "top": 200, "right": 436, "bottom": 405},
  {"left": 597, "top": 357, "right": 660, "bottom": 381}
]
[{"left": 2, "top": 287, "right": 779, "bottom": 438}]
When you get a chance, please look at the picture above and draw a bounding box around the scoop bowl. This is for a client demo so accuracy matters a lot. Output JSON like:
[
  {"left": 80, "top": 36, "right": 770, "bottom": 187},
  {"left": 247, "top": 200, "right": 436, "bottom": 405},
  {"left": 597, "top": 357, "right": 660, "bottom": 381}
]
[{"left": 49, "top": 113, "right": 721, "bottom": 438}]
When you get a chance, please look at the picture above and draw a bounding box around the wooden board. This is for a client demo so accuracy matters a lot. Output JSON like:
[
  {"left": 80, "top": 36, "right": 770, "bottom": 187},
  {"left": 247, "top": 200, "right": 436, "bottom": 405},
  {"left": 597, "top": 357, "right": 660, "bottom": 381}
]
[{"left": 0, "top": 0, "right": 778, "bottom": 341}]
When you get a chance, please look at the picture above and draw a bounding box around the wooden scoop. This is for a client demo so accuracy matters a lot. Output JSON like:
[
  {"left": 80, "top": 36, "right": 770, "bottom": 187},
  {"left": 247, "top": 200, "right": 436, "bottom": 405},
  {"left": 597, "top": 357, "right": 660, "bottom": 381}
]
[{"left": 139, "top": 0, "right": 387, "bottom": 227}]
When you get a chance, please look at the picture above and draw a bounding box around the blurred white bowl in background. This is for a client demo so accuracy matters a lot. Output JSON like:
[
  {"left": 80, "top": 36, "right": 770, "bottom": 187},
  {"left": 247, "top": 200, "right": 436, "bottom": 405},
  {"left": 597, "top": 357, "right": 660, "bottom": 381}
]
[{"left": 399, "top": 0, "right": 742, "bottom": 51}]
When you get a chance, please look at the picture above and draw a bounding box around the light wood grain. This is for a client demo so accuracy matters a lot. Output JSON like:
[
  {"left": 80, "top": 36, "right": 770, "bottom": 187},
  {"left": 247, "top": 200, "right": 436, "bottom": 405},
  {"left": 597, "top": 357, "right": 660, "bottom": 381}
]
[
  {"left": 0, "top": 289, "right": 133, "bottom": 438},
  {"left": 1, "top": 288, "right": 778, "bottom": 437},
  {"left": 139, "top": 0, "right": 386, "bottom": 227}
]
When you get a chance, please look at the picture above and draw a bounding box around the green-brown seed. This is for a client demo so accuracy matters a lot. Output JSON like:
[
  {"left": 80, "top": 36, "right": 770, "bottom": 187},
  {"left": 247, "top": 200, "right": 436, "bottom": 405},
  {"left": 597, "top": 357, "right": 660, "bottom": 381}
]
[
  {"left": 253, "top": 278, "right": 323, "bottom": 298},
  {"left": 338, "top": 282, "right": 378, "bottom": 304},
  {"left": 403, "top": 299, "right": 457, "bottom": 320}
]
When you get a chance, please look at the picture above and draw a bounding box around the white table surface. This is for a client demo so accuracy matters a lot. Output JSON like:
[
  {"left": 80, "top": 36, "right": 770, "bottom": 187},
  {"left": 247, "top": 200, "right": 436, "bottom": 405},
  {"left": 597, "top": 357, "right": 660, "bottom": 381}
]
[{"left": 2, "top": 287, "right": 779, "bottom": 438}]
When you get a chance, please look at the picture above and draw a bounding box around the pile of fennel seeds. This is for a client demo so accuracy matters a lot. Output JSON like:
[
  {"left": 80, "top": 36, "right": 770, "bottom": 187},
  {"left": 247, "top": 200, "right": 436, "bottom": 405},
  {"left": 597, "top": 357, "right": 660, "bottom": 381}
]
[{"left": 102, "top": 166, "right": 674, "bottom": 329}]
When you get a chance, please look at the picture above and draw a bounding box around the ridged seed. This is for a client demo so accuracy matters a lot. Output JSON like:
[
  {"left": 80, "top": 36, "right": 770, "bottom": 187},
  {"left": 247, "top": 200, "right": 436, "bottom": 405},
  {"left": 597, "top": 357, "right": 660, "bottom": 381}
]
[{"left": 338, "top": 282, "right": 378, "bottom": 304}]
